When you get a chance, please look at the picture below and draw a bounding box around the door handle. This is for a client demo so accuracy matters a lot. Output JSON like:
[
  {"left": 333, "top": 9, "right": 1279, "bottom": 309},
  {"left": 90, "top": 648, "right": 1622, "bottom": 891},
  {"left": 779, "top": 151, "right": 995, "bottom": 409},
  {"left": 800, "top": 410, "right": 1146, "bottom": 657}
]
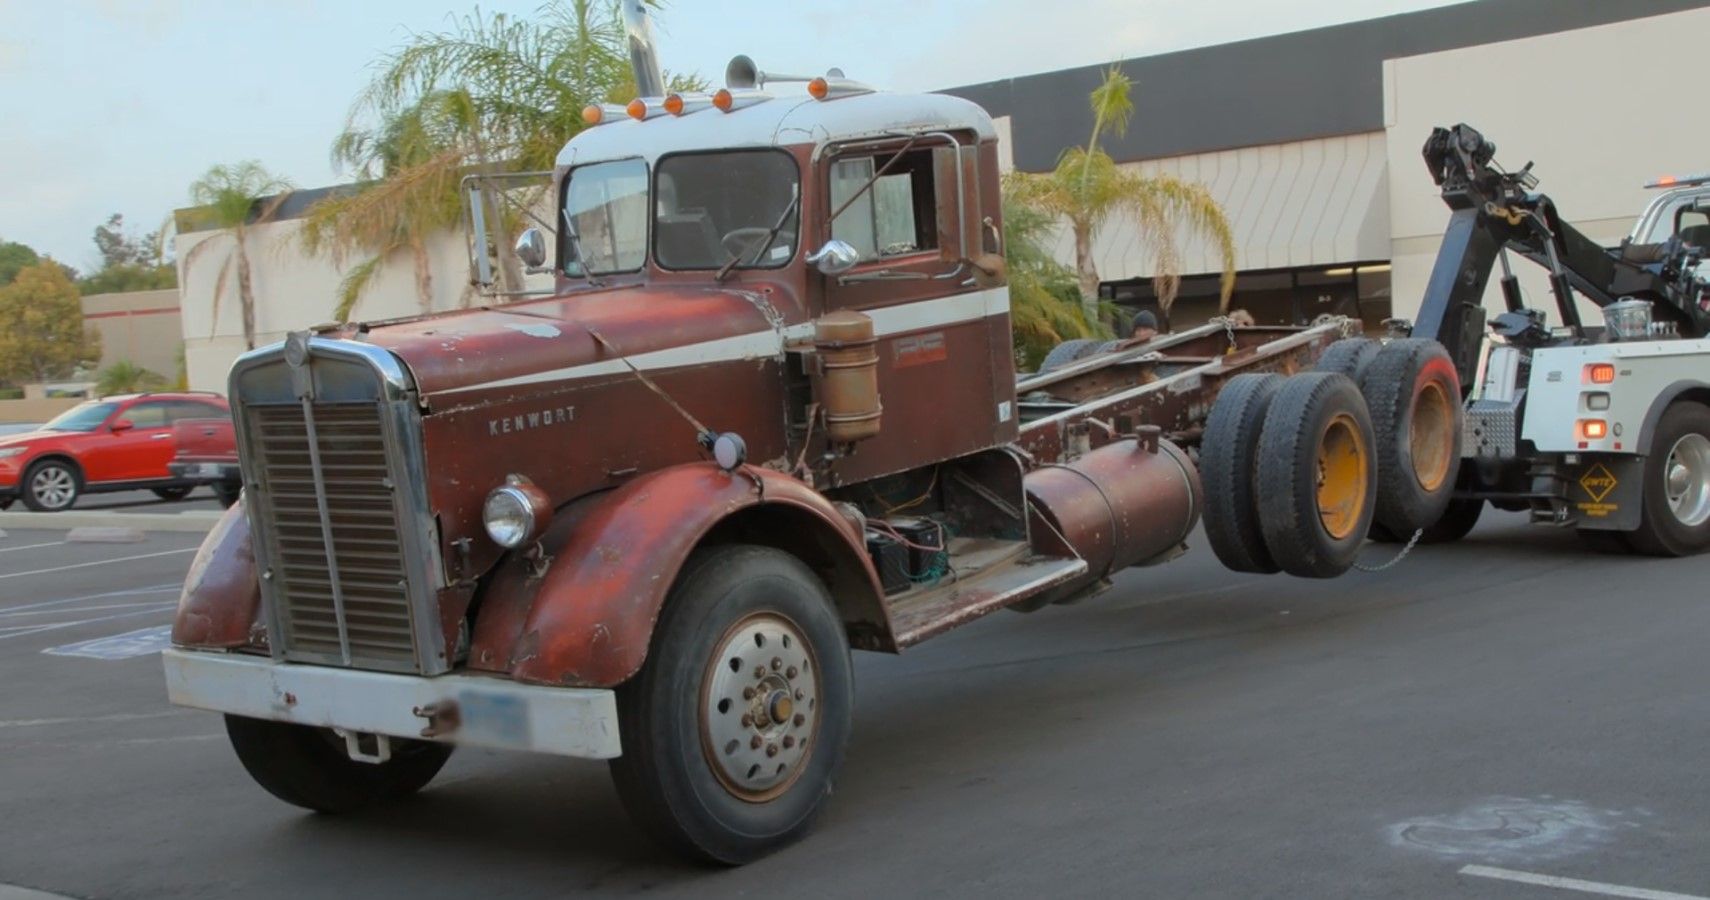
[{"left": 150, "top": 433, "right": 172, "bottom": 440}]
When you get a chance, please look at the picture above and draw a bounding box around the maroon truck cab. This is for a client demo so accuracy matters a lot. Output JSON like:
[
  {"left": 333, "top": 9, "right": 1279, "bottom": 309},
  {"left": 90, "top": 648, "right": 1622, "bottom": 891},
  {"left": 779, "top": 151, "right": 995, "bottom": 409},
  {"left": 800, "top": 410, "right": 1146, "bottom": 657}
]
[{"left": 163, "top": 8, "right": 1332, "bottom": 865}]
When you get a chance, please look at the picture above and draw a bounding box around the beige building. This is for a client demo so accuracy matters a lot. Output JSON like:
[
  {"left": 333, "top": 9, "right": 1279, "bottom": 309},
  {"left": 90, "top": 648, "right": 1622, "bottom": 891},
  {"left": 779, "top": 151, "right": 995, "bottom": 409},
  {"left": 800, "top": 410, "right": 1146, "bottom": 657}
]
[
  {"left": 175, "top": 0, "right": 1710, "bottom": 390},
  {"left": 951, "top": 0, "right": 1710, "bottom": 331},
  {"left": 81, "top": 288, "right": 184, "bottom": 381}
]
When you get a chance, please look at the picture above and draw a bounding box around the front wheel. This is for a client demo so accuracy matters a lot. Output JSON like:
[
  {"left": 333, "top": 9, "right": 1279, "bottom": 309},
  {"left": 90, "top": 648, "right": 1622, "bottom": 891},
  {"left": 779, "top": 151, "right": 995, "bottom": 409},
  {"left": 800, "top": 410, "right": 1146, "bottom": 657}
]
[
  {"left": 224, "top": 715, "right": 453, "bottom": 813},
  {"left": 213, "top": 483, "right": 242, "bottom": 508},
  {"left": 1628, "top": 402, "right": 1710, "bottom": 556},
  {"left": 609, "top": 545, "right": 853, "bottom": 865},
  {"left": 21, "top": 459, "right": 80, "bottom": 511},
  {"left": 152, "top": 486, "right": 194, "bottom": 502}
]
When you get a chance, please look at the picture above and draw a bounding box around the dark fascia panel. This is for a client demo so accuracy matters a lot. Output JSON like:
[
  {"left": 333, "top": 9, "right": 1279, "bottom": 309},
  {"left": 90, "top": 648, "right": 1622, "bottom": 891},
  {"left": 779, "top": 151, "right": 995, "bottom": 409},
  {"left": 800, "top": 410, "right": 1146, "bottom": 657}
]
[
  {"left": 174, "top": 183, "right": 357, "bottom": 235},
  {"left": 944, "top": 0, "right": 1710, "bottom": 172}
]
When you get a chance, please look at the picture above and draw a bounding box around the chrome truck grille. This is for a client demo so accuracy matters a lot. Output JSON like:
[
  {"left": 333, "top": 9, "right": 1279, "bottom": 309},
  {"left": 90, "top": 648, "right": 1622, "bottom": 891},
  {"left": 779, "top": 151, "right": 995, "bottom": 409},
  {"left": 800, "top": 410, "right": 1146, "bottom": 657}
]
[{"left": 231, "top": 337, "right": 449, "bottom": 675}]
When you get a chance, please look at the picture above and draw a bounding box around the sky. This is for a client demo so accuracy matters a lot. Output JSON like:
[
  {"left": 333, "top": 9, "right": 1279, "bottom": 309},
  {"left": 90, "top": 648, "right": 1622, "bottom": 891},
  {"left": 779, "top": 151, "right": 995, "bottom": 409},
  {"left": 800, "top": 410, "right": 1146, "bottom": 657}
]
[{"left": 0, "top": 0, "right": 1462, "bottom": 273}]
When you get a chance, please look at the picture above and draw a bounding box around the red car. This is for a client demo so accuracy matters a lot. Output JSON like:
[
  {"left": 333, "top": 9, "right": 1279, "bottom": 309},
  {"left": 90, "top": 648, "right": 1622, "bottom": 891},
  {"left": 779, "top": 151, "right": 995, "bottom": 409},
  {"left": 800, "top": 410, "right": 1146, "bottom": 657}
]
[{"left": 0, "top": 392, "right": 233, "bottom": 512}]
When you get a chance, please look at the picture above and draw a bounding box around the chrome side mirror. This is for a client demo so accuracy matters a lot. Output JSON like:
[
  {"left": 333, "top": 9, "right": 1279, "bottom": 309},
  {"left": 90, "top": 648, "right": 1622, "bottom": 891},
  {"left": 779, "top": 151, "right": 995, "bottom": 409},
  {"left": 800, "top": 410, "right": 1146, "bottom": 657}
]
[
  {"left": 514, "top": 227, "right": 547, "bottom": 269},
  {"left": 806, "top": 239, "right": 859, "bottom": 276}
]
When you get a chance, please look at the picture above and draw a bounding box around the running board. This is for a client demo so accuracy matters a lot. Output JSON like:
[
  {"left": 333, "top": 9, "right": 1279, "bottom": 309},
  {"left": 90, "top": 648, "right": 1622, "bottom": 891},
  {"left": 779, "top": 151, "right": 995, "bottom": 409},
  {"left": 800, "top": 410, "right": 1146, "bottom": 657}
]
[{"left": 886, "top": 544, "right": 1088, "bottom": 647}]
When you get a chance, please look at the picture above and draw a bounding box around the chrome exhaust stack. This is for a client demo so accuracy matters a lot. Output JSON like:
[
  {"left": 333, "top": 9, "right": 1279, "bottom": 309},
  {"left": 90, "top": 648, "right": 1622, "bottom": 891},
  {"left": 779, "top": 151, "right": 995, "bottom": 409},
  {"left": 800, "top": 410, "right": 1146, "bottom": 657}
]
[{"left": 622, "top": 0, "right": 665, "bottom": 98}]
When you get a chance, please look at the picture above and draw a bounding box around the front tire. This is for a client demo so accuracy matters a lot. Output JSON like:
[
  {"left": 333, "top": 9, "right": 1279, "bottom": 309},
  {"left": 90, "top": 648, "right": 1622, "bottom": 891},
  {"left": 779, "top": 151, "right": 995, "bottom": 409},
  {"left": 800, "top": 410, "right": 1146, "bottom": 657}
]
[
  {"left": 610, "top": 545, "right": 853, "bottom": 865},
  {"left": 213, "top": 483, "right": 242, "bottom": 508},
  {"left": 1628, "top": 402, "right": 1710, "bottom": 557},
  {"left": 224, "top": 715, "right": 453, "bottom": 813},
  {"left": 152, "top": 486, "right": 194, "bottom": 502},
  {"left": 21, "top": 459, "right": 80, "bottom": 511}
]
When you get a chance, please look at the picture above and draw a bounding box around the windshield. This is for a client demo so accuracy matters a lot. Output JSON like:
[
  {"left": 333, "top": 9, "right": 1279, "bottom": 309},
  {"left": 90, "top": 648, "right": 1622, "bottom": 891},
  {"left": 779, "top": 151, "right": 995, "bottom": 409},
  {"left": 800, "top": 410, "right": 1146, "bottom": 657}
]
[
  {"left": 42, "top": 401, "right": 117, "bottom": 432},
  {"left": 563, "top": 158, "right": 649, "bottom": 276},
  {"left": 655, "top": 150, "right": 799, "bottom": 270}
]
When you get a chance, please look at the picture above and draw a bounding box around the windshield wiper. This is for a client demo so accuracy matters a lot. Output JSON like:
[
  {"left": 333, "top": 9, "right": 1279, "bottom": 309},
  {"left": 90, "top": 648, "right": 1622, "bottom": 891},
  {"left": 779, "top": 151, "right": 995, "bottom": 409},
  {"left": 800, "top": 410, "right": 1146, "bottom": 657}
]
[
  {"left": 716, "top": 187, "right": 800, "bottom": 283},
  {"left": 560, "top": 209, "right": 601, "bottom": 287}
]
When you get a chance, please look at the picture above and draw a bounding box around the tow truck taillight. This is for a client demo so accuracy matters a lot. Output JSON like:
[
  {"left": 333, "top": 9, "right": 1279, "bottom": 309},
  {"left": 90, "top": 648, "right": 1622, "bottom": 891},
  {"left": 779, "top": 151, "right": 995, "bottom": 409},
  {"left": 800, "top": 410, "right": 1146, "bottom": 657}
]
[{"left": 1586, "top": 363, "right": 1616, "bottom": 384}]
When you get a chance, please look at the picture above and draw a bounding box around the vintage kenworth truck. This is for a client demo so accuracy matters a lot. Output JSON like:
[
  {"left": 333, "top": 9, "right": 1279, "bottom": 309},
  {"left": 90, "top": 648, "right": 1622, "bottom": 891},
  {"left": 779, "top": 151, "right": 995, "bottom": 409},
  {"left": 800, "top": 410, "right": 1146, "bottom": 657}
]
[{"left": 162, "top": 4, "right": 1485, "bottom": 864}]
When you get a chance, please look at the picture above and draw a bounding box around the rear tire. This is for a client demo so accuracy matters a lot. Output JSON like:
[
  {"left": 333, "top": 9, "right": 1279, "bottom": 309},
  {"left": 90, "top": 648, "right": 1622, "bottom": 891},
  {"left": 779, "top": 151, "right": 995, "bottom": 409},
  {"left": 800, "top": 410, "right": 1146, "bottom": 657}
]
[
  {"left": 1314, "top": 337, "right": 1381, "bottom": 382},
  {"left": 20, "top": 459, "right": 80, "bottom": 512},
  {"left": 1201, "top": 373, "right": 1284, "bottom": 574},
  {"left": 609, "top": 545, "right": 853, "bottom": 865},
  {"left": 1361, "top": 339, "right": 1462, "bottom": 535},
  {"left": 224, "top": 716, "right": 452, "bottom": 814},
  {"left": 1627, "top": 402, "right": 1710, "bottom": 557},
  {"left": 152, "top": 486, "right": 194, "bottom": 502},
  {"left": 1038, "top": 338, "right": 1104, "bottom": 373},
  {"left": 1255, "top": 373, "right": 1378, "bottom": 578}
]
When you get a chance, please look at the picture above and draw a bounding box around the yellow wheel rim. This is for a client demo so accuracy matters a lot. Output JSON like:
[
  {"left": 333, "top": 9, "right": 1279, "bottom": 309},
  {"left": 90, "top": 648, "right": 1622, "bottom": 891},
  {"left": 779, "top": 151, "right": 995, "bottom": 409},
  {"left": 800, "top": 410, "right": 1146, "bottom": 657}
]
[
  {"left": 1317, "top": 413, "right": 1369, "bottom": 540},
  {"left": 1411, "top": 381, "right": 1454, "bottom": 493}
]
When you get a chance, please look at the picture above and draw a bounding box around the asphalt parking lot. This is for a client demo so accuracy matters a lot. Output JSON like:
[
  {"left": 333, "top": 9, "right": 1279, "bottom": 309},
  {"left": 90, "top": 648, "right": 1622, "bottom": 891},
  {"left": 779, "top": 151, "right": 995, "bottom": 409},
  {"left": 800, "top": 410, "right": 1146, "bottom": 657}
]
[{"left": 2, "top": 511, "right": 1709, "bottom": 899}]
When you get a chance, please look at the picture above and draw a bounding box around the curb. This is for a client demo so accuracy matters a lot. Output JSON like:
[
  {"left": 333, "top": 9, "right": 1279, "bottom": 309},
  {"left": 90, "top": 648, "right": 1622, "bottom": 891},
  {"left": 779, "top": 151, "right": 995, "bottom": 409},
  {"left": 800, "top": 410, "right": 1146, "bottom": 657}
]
[{"left": 0, "top": 510, "right": 222, "bottom": 534}]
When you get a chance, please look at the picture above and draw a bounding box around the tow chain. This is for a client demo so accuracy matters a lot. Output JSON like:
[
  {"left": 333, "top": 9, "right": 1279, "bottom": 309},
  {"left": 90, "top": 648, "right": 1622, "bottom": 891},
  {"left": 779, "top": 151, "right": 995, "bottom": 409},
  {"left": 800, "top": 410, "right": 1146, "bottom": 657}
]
[{"left": 1352, "top": 528, "right": 1424, "bottom": 572}]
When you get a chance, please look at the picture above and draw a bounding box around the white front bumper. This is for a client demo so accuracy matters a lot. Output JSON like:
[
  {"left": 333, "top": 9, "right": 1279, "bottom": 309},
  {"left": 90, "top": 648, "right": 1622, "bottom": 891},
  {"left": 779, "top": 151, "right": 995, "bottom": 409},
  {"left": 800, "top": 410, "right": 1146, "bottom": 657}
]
[{"left": 162, "top": 648, "right": 622, "bottom": 759}]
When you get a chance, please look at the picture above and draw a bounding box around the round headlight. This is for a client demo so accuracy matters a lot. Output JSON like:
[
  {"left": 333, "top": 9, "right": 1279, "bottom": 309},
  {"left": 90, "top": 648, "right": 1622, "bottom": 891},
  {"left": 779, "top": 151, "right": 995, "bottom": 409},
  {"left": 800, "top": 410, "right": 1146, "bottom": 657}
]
[{"left": 483, "top": 476, "right": 549, "bottom": 548}]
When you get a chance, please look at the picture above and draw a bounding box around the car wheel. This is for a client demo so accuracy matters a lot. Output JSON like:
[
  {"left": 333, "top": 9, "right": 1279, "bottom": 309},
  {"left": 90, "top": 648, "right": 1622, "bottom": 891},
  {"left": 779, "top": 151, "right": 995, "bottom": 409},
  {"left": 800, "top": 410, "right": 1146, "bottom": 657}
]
[
  {"left": 21, "top": 459, "right": 80, "bottom": 512},
  {"left": 214, "top": 483, "right": 242, "bottom": 509},
  {"left": 152, "top": 486, "right": 195, "bottom": 502},
  {"left": 0, "top": 496, "right": 12, "bottom": 511}
]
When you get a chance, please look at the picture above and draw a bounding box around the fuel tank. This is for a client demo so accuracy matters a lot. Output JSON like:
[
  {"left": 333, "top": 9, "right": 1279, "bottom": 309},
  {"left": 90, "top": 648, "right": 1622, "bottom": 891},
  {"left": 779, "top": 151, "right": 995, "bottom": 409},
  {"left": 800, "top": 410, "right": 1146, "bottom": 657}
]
[{"left": 1023, "top": 433, "right": 1201, "bottom": 581}]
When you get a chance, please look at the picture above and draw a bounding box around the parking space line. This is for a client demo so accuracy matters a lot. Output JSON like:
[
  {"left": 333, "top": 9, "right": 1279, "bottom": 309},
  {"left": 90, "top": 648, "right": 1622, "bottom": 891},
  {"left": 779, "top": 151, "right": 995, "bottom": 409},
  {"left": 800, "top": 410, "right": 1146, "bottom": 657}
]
[
  {"left": 0, "top": 603, "right": 176, "bottom": 641},
  {"left": 0, "top": 548, "right": 196, "bottom": 581},
  {"left": 1, "top": 585, "right": 178, "bottom": 613},
  {"left": 1460, "top": 865, "right": 1709, "bottom": 900},
  {"left": 0, "top": 601, "right": 178, "bottom": 618},
  {"left": 0, "top": 710, "right": 189, "bottom": 729},
  {"left": 0, "top": 541, "right": 68, "bottom": 554}
]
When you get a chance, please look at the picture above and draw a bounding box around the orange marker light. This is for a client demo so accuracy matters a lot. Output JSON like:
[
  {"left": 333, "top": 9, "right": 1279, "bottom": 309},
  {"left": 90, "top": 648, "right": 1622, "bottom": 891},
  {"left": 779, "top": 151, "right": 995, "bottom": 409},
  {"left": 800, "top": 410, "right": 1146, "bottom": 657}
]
[
  {"left": 1657, "top": 175, "right": 1678, "bottom": 186},
  {"left": 664, "top": 93, "right": 684, "bottom": 115},
  {"left": 581, "top": 104, "right": 603, "bottom": 125},
  {"left": 808, "top": 77, "right": 829, "bottom": 100},
  {"left": 1587, "top": 363, "right": 1616, "bottom": 384},
  {"left": 713, "top": 89, "right": 734, "bottom": 112},
  {"left": 1581, "top": 419, "right": 1608, "bottom": 440},
  {"left": 627, "top": 98, "right": 648, "bottom": 120}
]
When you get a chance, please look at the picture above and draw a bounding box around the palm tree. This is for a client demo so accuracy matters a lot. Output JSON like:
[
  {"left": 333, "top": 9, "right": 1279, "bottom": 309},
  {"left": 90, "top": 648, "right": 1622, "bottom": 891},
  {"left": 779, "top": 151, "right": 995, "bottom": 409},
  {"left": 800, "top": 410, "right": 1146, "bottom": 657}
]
[
  {"left": 1005, "top": 67, "right": 1237, "bottom": 329},
  {"left": 1003, "top": 197, "right": 1101, "bottom": 370},
  {"left": 312, "top": 0, "right": 700, "bottom": 315},
  {"left": 182, "top": 162, "right": 293, "bottom": 351},
  {"left": 95, "top": 360, "right": 167, "bottom": 396},
  {"left": 301, "top": 95, "right": 470, "bottom": 320}
]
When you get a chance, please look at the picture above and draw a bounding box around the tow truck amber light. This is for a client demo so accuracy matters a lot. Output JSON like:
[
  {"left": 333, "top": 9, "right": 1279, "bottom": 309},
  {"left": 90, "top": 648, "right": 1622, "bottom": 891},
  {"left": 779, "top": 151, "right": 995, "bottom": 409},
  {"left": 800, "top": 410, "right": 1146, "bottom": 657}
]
[
  {"left": 582, "top": 105, "right": 603, "bottom": 125},
  {"left": 627, "top": 98, "right": 648, "bottom": 120},
  {"left": 664, "top": 94, "right": 684, "bottom": 115},
  {"left": 808, "top": 77, "right": 829, "bottom": 100},
  {"left": 1580, "top": 419, "right": 1608, "bottom": 440},
  {"left": 1586, "top": 363, "right": 1616, "bottom": 384},
  {"left": 713, "top": 89, "right": 733, "bottom": 111}
]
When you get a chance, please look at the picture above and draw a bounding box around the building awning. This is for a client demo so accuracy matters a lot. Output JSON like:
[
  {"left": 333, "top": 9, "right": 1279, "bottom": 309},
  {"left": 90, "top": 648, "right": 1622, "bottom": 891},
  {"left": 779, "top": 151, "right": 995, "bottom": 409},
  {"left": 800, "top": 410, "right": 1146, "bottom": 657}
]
[{"left": 1055, "top": 131, "right": 1392, "bottom": 281}]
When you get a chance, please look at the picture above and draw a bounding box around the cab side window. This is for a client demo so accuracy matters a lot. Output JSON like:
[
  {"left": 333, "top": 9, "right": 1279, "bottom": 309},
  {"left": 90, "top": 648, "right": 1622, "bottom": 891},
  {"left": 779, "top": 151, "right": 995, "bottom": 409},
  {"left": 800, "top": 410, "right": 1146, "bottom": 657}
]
[
  {"left": 1677, "top": 208, "right": 1710, "bottom": 249},
  {"left": 123, "top": 402, "right": 171, "bottom": 429},
  {"left": 830, "top": 148, "right": 938, "bottom": 261}
]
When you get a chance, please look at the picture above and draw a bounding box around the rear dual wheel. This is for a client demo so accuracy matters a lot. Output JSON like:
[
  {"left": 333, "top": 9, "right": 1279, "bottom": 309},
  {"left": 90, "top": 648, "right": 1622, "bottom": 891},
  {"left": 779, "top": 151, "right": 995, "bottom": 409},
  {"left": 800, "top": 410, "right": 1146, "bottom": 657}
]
[
  {"left": 1202, "top": 371, "right": 1379, "bottom": 578},
  {"left": 1255, "top": 373, "right": 1379, "bottom": 578}
]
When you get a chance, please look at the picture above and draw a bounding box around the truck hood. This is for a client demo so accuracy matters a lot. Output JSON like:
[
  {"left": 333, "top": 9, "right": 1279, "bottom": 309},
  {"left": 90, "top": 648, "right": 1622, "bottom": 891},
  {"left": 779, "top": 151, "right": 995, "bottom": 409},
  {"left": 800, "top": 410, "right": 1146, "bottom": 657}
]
[{"left": 355, "top": 283, "right": 791, "bottom": 404}]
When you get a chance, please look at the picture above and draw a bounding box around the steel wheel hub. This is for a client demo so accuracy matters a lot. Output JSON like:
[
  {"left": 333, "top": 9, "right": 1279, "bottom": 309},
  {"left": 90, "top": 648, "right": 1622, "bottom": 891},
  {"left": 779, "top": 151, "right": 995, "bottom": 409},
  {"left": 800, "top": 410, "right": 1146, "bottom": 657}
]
[
  {"left": 700, "top": 612, "right": 819, "bottom": 801},
  {"left": 31, "top": 467, "right": 74, "bottom": 509},
  {"left": 1664, "top": 433, "right": 1710, "bottom": 527}
]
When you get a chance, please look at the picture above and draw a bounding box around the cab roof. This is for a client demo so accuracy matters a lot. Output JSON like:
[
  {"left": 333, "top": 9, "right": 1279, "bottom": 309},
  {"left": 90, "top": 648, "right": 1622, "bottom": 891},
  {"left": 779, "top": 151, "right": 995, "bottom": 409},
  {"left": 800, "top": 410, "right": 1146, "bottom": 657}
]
[{"left": 556, "top": 90, "right": 998, "bottom": 168}]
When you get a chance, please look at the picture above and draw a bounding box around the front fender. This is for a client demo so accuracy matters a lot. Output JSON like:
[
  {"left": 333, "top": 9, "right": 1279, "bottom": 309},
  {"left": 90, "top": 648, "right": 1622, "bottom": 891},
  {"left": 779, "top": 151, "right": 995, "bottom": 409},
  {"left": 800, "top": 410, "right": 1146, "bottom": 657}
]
[
  {"left": 171, "top": 500, "right": 263, "bottom": 648},
  {"left": 469, "top": 463, "right": 886, "bottom": 688}
]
